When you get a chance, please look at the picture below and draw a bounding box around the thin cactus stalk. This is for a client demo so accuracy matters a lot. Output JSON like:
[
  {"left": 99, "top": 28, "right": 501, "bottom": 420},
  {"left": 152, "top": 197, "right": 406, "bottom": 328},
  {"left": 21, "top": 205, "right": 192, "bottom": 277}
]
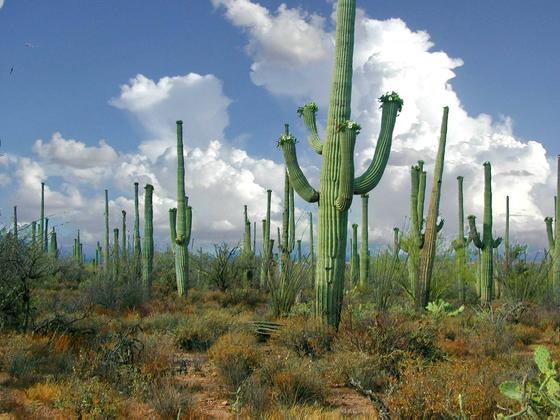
[
  {"left": 278, "top": 0, "right": 401, "bottom": 328},
  {"left": 13, "top": 206, "right": 17, "bottom": 240},
  {"left": 77, "top": 229, "right": 81, "bottom": 262},
  {"left": 39, "top": 182, "right": 45, "bottom": 251},
  {"left": 104, "top": 189, "right": 110, "bottom": 271},
  {"left": 143, "top": 184, "right": 154, "bottom": 298},
  {"left": 417, "top": 106, "right": 449, "bottom": 309},
  {"left": 468, "top": 162, "right": 502, "bottom": 304},
  {"left": 44, "top": 218, "right": 49, "bottom": 252},
  {"left": 350, "top": 223, "right": 360, "bottom": 285},
  {"left": 452, "top": 176, "right": 468, "bottom": 303},
  {"left": 169, "top": 121, "right": 192, "bottom": 296},
  {"left": 253, "top": 221, "right": 256, "bottom": 255},
  {"left": 121, "top": 210, "right": 127, "bottom": 264},
  {"left": 31, "top": 221, "right": 36, "bottom": 244},
  {"left": 260, "top": 189, "right": 272, "bottom": 287},
  {"left": 95, "top": 241, "right": 101, "bottom": 270},
  {"left": 80, "top": 243, "right": 84, "bottom": 264},
  {"left": 242, "top": 205, "right": 252, "bottom": 257},
  {"left": 297, "top": 240, "right": 302, "bottom": 263},
  {"left": 554, "top": 156, "right": 560, "bottom": 292},
  {"left": 49, "top": 227, "right": 57, "bottom": 257},
  {"left": 133, "top": 182, "right": 142, "bottom": 276},
  {"left": 113, "top": 228, "right": 120, "bottom": 280},
  {"left": 359, "top": 194, "right": 369, "bottom": 286},
  {"left": 393, "top": 227, "right": 401, "bottom": 256}
]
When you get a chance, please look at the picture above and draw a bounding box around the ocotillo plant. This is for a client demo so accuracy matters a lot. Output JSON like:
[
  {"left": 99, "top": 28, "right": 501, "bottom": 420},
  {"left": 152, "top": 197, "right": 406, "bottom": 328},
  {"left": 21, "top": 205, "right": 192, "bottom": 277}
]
[
  {"left": 113, "top": 228, "right": 120, "bottom": 281},
  {"left": 104, "top": 189, "right": 110, "bottom": 271},
  {"left": 360, "top": 194, "right": 369, "bottom": 286},
  {"left": 169, "top": 121, "right": 192, "bottom": 296},
  {"left": 13, "top": 206, "right": 17, "bottom": 240},
  {"left": 242, "top": 205, "right": 252, "bottom": 257},
  {"left": 39, "top": 182, "right": 45, "bottom": 251},
  {"left": 468, "top": 162, "right": 502, "bottom": 304},
  {"left": 260, "top": 189, "right": 273, "bottom": 287},
  {"left": 50, "top": 227, "right": 57, "bottom": 257},
  {"left": 452, "top": 176, "right": 469, "bottom": 303},
  {"left": 350, "top": 224, "right": 360, "bottom": 285},
  {"left": 417, "top": 106, "right": 449, "bottom": 309},
  {"left": 143, "top": 184, "right": 154, "bottom": 298},
  {"left": 545, "top": 156, "right": 560, "bottom": 291},
  {"left": 278, "top": 0, "right": 401, "bottom": 327},
  {"left": 121, "top": 210, "right": 127, "bottom": 263},
  {"left": 133, "top": 182, "right": 142, "bottom": 276}
]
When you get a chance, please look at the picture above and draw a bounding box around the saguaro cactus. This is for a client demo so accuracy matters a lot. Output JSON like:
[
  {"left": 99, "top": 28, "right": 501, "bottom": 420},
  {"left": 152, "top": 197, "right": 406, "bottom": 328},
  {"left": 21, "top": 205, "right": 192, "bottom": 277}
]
[
  {"left": 468, "top": 162, "right": 502, "bottom": 304},
  {"left": 260, "top": 189, "right": 273, "bottom": 287},
  {"left": 545, "top": 156, "right": 560, "bottom": 291},
  {"left": 50, "top": 227, "right": 58, "bottom": 257},
  {"left": 121, "top": 210, "right": 127, "bottom": 263},
  {"left": 350, "top": 224, "right": 360, "bottom": 285},
  {"left": 169, "top": 121, "right": 192, "bottom": 296},
  {"left": 95, "top": 241, "right": 101, "bottom": 270},
  {"left": 360, "top": 194, "right": 369, "bottom": 286},
  {"left": 393, "top": 227, "right": 401, "bottom": 256},
  {"left": 143, "top": 184, "right": 154, "bottom": 298},
  {"left": 452, "top": 176, "right": 469, "bottom": 303},
  {"left": 417, "top": 106, "right": 449, "bottom": 309},
  {"left": 279, "top": 152, "right": 296, "bottom": 266},
  {"left": 113, "top": 228, "right": 120, "bottom": 280},
  {"left": 242, "top": 205, "right": 252, "bottom": 257},
  {"left": 104, "top": 189, "right": 110, "bottom": 270},
  {"left": 278, "top": 0, "right": 401, "bottom": 327},
  {"left": 505, "top": 195, "right": 510, "bottom": 274},
  {"left": 133, "top": 182, "right": 142, "bottom": 275},
  {"left": 44, "top": 218, "right": 49, "bottom": 252},
  {"left": 31, "top": 221, "right": 37, "bottom": 243}
]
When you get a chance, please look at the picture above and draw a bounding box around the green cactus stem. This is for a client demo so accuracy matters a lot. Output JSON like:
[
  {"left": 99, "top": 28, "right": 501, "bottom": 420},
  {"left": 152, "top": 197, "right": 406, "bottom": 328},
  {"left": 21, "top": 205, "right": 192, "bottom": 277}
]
[
  {"left": 31, "top": 221, "right": 36, "bottom": 244},
  {"left": 143, "top": 184, "right": 154, "bottom": 298},
  {"left": 468, "top": 162, "right": 502, "bottom": 304},
  {"left": 350, "top": 223, "right": 360, "bottom": 285},
  {"left": 546, "top": 156, "right": 560, "bottom": 291},
  {"left": 39, "top": 182, "right": 45, "bottom": 252},
  {"left": 50, "top": 227, "right": 57, "bottom": 257},
  {"left": 13, "top": 206, "right": 17, "bottom": 240},
  {"left": 253, "top": 221, "right": 257, "bottom": 255},
  {"left": 104, "top": 189, "right": 110, "bottom": 271},
  {"left": 359, "top": 194, "right": 369, "bottom": 286},
  {"left": 278, "top": 0, "right": 401, "bottom": 328},
  {"left": 278, "top": 141, "right": 296, "bottom": 267},
  {"left": 169, "top": 121, "right": 192, "bottom": 296},
  {"left": 95, "top": 241, "right": 101, "bottom": 270},
  {"left": 121, "top": 210, "right": 127, "bottom": 264},
  {"left": 392, "top": 227, "right": 401, "bottom": 256},
  {"left": 452, "top": 176, "right": 469, "bottom": 303},
  {"left": 113, "top": 228, "right": 120, "bottom": 280},
  {"left": 260, "top": 189, "right": 272, "bottom": 287},
  {"left": 308, "top": 211, "right": 315, "bottom": 286},
  {"left": 417, "top": 106, "right": 448, "bottom": 309},
  {"left": 44, "top": 218, "right": 49, "bottom": 252},
  {"left": 242, "top": 205, "right": 252, "bottom": 257}
]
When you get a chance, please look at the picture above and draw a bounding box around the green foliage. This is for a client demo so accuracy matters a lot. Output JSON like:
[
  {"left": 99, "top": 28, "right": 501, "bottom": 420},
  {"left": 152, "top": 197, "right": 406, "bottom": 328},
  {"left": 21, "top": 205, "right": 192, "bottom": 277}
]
[
  {"left": 268, "top": 259, "right": 309, "bottom": 317},
  {"left": 426, "top": 299, "right": 464, "bottom": 320}
]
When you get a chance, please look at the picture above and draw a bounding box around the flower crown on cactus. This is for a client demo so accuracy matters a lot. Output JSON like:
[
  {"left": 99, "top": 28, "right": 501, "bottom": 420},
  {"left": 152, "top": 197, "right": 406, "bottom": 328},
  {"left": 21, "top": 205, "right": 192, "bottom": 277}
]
[
  {"left": 297, "top": 101, "right": 319, "bottom": 117},
  {"left": 277, "top": 133, "right": 298, "bottom": 148},
  {"left": 336, "top": 120, "right": 362, "bottom": 134},
  {"left": 378, "top": 91, "right": 404, "bottom": 113}
]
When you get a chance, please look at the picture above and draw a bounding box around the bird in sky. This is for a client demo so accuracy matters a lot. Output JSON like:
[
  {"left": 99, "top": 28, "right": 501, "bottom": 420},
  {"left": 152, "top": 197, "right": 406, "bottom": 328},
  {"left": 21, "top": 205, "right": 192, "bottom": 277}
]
[
  {"left": 9, "top": 66, "right": 13, "bottom": 75},
  {"left": 24, "top": 42, "right": 38, "bottom": 48}
]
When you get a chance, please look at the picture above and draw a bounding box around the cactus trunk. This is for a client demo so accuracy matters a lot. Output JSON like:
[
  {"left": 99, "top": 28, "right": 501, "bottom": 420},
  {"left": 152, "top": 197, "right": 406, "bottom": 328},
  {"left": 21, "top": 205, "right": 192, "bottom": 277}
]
[
  {"left": 260, "top": 189, "right": 272, "bottom": 287},
  {"left": 452, "top": 176, "right": 468, "bottom": 303},
  {"left": 242, "top": 205, "right": 252, "bottom": 257},
  {"left": 350, "top": 224, "right": 360, "bottom": 285},
  {"left": 359, "top": 194, "right": 369, "bottom": 286},
  {"left": 121, "top": 210, "right": 127, "bottom": 264},
  {"left": 113, "top": 228, "right": 120, "bottom": 280},
  {"left": 417, "top": 106, "right": 449, "bottom": 309},
  {"left": 50, "top": 227, "right": 57, "bottom": 257},
  {"left": 44, "top": 218, "right": 49, "bottom": 252},
  {"left": 143, "top": 184, "right": 154, "bottom": 298},
  {"left": 553, "top": 156, "right": 560, "bottom": 292},
  {"left": 468, "top": 162, "right": 502, "bottom": 304},
  {"left": 133, "top": 182, "right": 142, "bottom": 277}
]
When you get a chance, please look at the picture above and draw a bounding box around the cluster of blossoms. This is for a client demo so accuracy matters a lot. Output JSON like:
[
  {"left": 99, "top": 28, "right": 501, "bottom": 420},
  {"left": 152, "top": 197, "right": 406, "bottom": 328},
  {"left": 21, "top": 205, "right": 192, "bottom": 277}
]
[
  {"left": 297, "top": 101, "right": 319, "bottom": 116},
  {"left": 277, "top": 133, "right": 298, "bottom": 147},
  {"left": 379, "top": 91, "right": 404, "bottom": 112}
]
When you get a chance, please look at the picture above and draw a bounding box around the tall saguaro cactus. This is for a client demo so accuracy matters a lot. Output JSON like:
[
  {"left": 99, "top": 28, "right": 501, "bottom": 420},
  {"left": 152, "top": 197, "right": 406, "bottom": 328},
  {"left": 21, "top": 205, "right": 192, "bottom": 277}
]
[
  {"left": 350, "top": 224, "right": 360, "bottom": 284},
  {"left": 169, "top": 121, "right": 192, "bottom": 296},
  {"left": 104, "top": 189, "right": 110, "bottom": 271},
  {"left": 260, "top": 189, "right": 273, "bottom": 287},
  {"left": 546, "top": 156, "right": 560, "bottom": 291},
  {"left": 133, "top": 182, "right": 142, "bottom": 275},
  {"left": 279, "top": 152, "right": 296, "bottom": 266},
  {"left": 360, "top": 194, "right": 369, "bottom": 286},
  {"left": 242, "top": 205, "right": 252, "bottom": 257},
  {"left": 468, "top": 162, "right": 502, "bottom": 304},
  {"left": 113, "top": 228, "right": 120, "bottom": 280},
  {"left": 143, "top": 184, "right": 154, "bottom": 298},
  {"left": 417, "top": 106, "right": 449, "bottom": 309},
  {"left": 121, "top": 210, "right": 127, "bottom": 263},
  {"left": 452, "top": 176, "right": 469, "bottom": 303},
  {"left": 50, "top": 227, "right": 58, "bottom": 257},
  {"left": 278, "top": 0, "right": 401, "bottom": 327}
]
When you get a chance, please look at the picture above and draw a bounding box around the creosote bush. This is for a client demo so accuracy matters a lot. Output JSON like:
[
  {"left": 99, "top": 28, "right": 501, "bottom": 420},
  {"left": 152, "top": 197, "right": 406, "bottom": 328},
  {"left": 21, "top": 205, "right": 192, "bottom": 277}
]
[{"left": 273, "top": 316, "right": 334, "bottom": 359}]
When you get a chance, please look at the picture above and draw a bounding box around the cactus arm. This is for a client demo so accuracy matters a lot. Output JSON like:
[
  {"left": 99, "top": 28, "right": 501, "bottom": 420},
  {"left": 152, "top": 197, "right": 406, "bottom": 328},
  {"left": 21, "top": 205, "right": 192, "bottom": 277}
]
[
  {"left": 393, "top": 227, "right": 401, "bottom": 255},
  {"left": 468, "top": 215, "right": 484, "bottom": 249},
  {"left": 278, "top": 135, "right": 319, "bottom": 203},
  {"left": 169, "top": 208, "right": 177, "bottom": 250},
  {"left": 436, "top": 218, "right": 445, "bottom": 232},
  {"left": 493, "top": 237, "right": 503, "bottom": 248},
  {"left": 335, "top": 122, "right": 358, "bottom": 212},
  {"left": 545, "top": 217, "right": 555, "bottom": 250},
  {"left": 353, "top": 97, "right": 401, "bottom": 195},
  {"left": 297, "top": 102, "right": 323, "bottom": 154}
]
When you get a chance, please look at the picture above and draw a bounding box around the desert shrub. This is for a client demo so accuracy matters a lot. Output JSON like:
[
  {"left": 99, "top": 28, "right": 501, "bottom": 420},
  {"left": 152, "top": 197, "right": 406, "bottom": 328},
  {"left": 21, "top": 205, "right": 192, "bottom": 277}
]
[
  {"left": 199, "top": 243, "right": 241, "bottom": 291},
  {"left": 369, "top": 250, "right": 407, "bottom": 311},
  {"left": 273, "top": 316, "right": 334, "bottom": 359},
  {"left": 26, "top": 381, "right": 63, "bottom": 405},
  {"left": 219, "top": 288, "right": 265, "bottom": 309},
  {"left": 209, "top": 331, "right": 262, "bottom": 390},
  {"left": 137, "top": 332, "right": 176, "bottom": 377},
  {"left": 270, "top": 358, "right": 326, "bottom": 406},
  {"left": 144, "top": 376, "right": 195, "bottom": 419},
  {"left": 176, "top": 308, "right": 245, "bottom": 351},
  {"left": 325, "top": 350, "right": 392, "bottom": 393},
  {"left": 511, "top": 323, "right": 541, "bottom": 346},
  {"left": 141, "top": 312, "right": 186, "bottom": 333},
  {"left": 385, "top": 357, "right": 519, "bottom": 418},
  {"left": 239, "top": 375, "right": 270, "bottom": 415},
  {"left": 79, "top": 271, "right": 143, "bottom": 312},
  {"left": 268, "top": 259, "right": 309, "bottom": 317},
  {"left": 53, "top": 377, "right": 120, "bottom": 418}
]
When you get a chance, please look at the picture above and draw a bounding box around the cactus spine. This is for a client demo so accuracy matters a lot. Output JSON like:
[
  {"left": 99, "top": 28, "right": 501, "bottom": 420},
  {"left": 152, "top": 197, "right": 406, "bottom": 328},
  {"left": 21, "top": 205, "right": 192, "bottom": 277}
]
[
  {"left": 452, "top": 176, "right": 468, "bottom": 303},
  {"left": 360, "top": 194, "right": 369, "bottom": 286},
  {"left": 169, "top": 121, "right": 192, "bottom": 296},
  {"left": 260, "top": 189, "right": 272, "bottom": 287},
  {"left": 350, "top": 224, "right": 360, "bottom": 285},
  {"left": 104, "top": 189, "right": 110, "bottom": 270},
  {"left": 278, "top": 0, "right": 401, "bottom": 327},
  {"left": 143, "top": 184, "right": 154, "bottom": 298},
  {"left": 468, "top": 162, "right": 502, "bottom": 304},
  {"left": 417, "top": 106, "right": 449, "bottom": 309}
]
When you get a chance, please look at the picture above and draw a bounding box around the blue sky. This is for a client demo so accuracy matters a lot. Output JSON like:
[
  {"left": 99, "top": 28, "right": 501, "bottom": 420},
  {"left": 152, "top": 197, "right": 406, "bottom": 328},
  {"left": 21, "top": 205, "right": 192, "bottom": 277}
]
[{"left": 0, "top": 0, "right": 558, "bottom": 252}]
